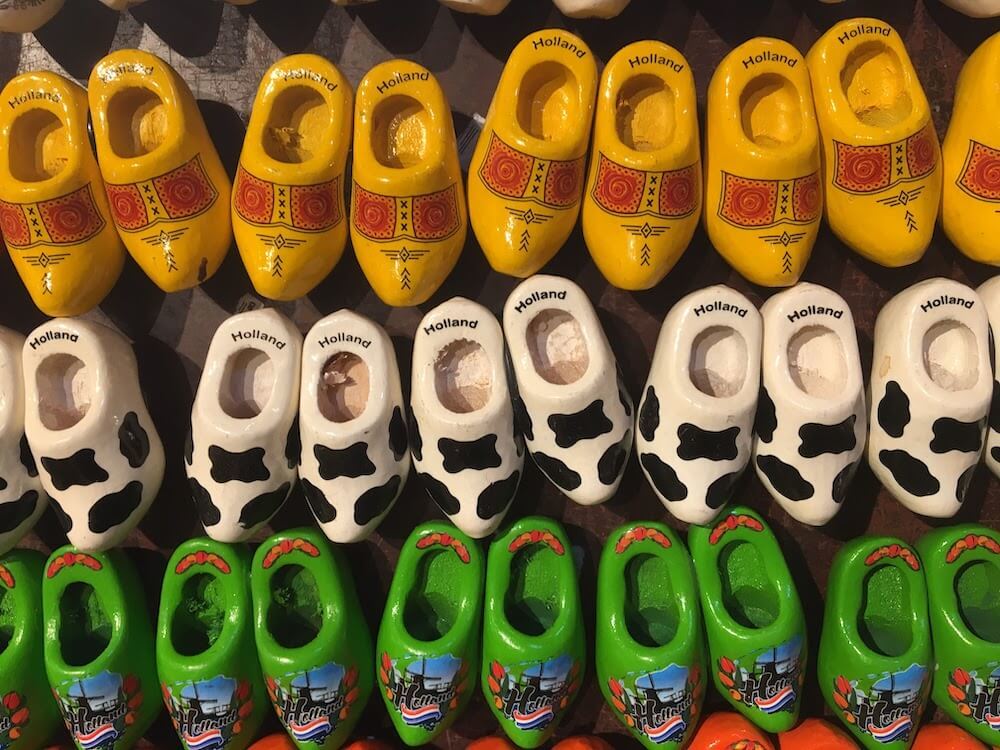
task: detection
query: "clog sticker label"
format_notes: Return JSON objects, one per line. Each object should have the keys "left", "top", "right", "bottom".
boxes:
{"left": 0, "top": 691, "right": 31, "bottom": 747}
{"left": 163, "top": 674, "right": 253, "bottom": 750}
{"left": 486, "top": 654, "right": 581, "bottom": 732}
{"left": 379, "top": 653, "right": 469, "bottom": 732}
{"left": 945, "top": 664, "right": 1000, "bottom": 732}
{"left": 831, "top": 663, "right": 928, "bottom": 744}
{"left": 717, "top": 635, "right": 803, "bottom": 716}
{"left": 266, "top": 662, "right": 360, "bottom": 745}
{"left": 54, "top": 671, "right": 142, "bottom": 750}
{"left": 607, "top": 663, "right": 701, "bottom": 744}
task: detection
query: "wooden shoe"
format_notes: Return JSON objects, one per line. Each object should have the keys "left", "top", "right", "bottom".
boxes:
{"left": 377, "top": 522, "right": 482, "bottom": 746}
{"left": 916, "top": 525, "right": 1000, "bottom": 746}
{"left": 938, "top": 1, "right": 1000, "bottom": 16}
{"left": 351, "top": 61, "right": 466, "bottom": 307}
{"left": 158, "top": 539, "right": 267, "bottom": 750}
{"left": 704, "top": 38, "right": 822, "bottom": 287}
{"left": 597, "top": 523, "right": 706, "bottom": 749}
{"left": 299, "top": 311, "right": 409, "bottom": 543}
{"left": 88, "top": 49, "right": 233, "bottom": 292}
{"left": 97, "top": 0, "right": 147, "bottom": 9}
{"left": 483, "top": 517, "right": 584, "bottom": 748}
{"left": 806, "top": 19, "right": 941, "bottom": 267}
{"left": 252, "top": 529, "right": 373, "bottom": 749}
{"left": 467, "top": 31, "right": 597, "bottom": 278}
{"left": 553, "top": 0, "right": 630, "bottom": 18}
{"left": 689, "top": 712, "right": 775, "bottom": 750}
{"left": 688, "top": 507, "right": 807, "bottom": 733}
{"left": 913, "top": 725, "right": 989, "bottom": 750}
{"left": 0, "top": 72, "right": 125, "bottom": 317}
{"left": 0, "top": 0, "right": 63, "bottom": 31}
{"left": 583, "top": 41, "right": 700, "bottom": 290}
{"left": 942, "top": 32, "right": 1000, "bottom": 265}
{"left": 868, "top": 278, "right": 991, "bottom": 518}
{"left": 636, "top": 286, "right": 761, "bottom": 525}
{"left": 234, "top": 55, "right": 352, "bottom": 300}
{"left": 754, "top": 283, "right": 866, "bottom": 526}
{"left": 186, "top": 309, "right": 302, "bottom": 543}
{"left": 977, "top": 276, "right": 1000, "bottom": 480}
{"left": 818, "top": 536, "right": 931, "bottom": 750}
{"left": 43, "top": 545, "right": 160, "bottom": 750}
{"left": 778, "top": 718, "right": 858, "bottom": 749}
{"left": 502, "top": 275, "right": 632, "bottom": 506}
{"left": 439, "top": 0, "right": 511, "bottom": 13}
{"left": 22, "top": 319, "right": 165, "bottom": 552}
{"left": 410, "top": 298, "right": 523, "bottom": 538}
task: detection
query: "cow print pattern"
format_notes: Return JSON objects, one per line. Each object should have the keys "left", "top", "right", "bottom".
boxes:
{"left": 19, "top": 434, "right": 37, "bottom": 477}
{"left": 209, "top": 446, "right": 271, "bottom": 484}
{"left": 638, "top": 386, "right": 660, "bottom": 442}
{"left": 548, "top": 400, "right": 613, "bottom": 449}
{"left": 88, "top": 481, "right": 143, "bottom": 534}
{"left": 355, "top": 475, "right": 402, "bottom": 526}
{"left": 754, "top": 387, "right": 777, "bottom": 443}
{"left": 314, "top": 442, "right": 376, "bottom": 480}
{"left": 238, "top": 483, "right": 292, "bottom": 529}
{"left": 930, "top": 417, "right": 984, "bottom": 454}
{"left": 878, "top": 449, "right": 940, "bottom": 497}
{"left": 533, "top": 452, "right": 582, "bottom": 491}
{"left": 118, "top": 412, "right": 150, "bottom": 469}
{"left": 41, "top": 450, "right": 109, "bottom": 491}
{"left": 438, "top": 435, "right": 502, "bottom": 473}
{"left": 877, "top": 381, "right": 910, "bottom": 438}
{"left": 677, "top": 424, "right": 740, "bottom": 461}
{"left": 389, "top": 407, "right": 407, "bottom": 461}
{"left": 301, "top": 478, "right": 336, "bottom": 523}
{"left": 476, "top": 470, "right": 520, "bottom": 520}
{"left": 756, "top": 455, "right": 815, "bottom": 501}
{"left": 49, "top": 497, "right": 72, "bottom": 532}
{"left": 639, "top": 453, "right": 687, "bottom": 502}
{"left": 285, "top": 418, "right": 300, "bottom": 469}
{"left": 598, "top": 430, "right": 631, "bottom": 485}
{"left": 0, "top": 490, "right": 38, "bottom": 534}
{"left": 798, "top": 415, "right": 857, "bottom": 458}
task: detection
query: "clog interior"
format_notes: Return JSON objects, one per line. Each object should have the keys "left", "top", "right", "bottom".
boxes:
{"left": 504, "top": 542, "right": 561, "bottom": 636}
{"left": 922, "top": 320, "right": 979, "bottom": 391}
{"left": 615, "top": 74, "right": 673, "bottom": 152}
{"left": 403, "top": 548, "right": 464, "bottom": 641}
{"left": 36, "top": 353, "right": 91, "bottom": 430}
{"left": 787, "top": 325, "right": 846, "bottom": 399}
{"left": 690, "top": 326, "right": 747, "bottom": 397}
{"left": 59, "top": 582, "right": 112, "bottom": 667}
{"left": 435, "top": 339, "right": 492, "bottom": 413}
{"left": 516, "top": 62, "right": 580, "bottom": 142}
{"left": 739, "top": 73, "right": 802, "bottom": 147}
{"left": 840, "top": 42, "right": 913, "bottom": 127}
{"left": 858, "top": 564, "right": 912, "bottom": 656}
{"left": 267, "top": 564, "right": 322, "bottom": 648}
{"left": 172, "top": 572, "right": 226, "bottom": 655}
{"left": 320, "top": 352, "right": 370, "bottom": 422}
{"left": 8, "top": 108, "right": 69, "bottom": 182}
{"left": 623, "top": 553, "right": 679, "bottom": 647}
{"left": 955, "top": 558, "right": 1000, "bottom": 642}
{"left": 220, "top": 347, "right": 275, "bottom": 419}
{"left": 372, "top": 94, "right": 430, "bottom": 169}
{"left": 263, "top": 86, "right": 329, "bottom": 164}
{"left": 718, "top": 541, "right": 779, "bottom": 628}
{"left": 527, "top": 309, "right": 589, "bottom": 385}
{"left": 107, "top": 87, "right": 169, "bottom": 158}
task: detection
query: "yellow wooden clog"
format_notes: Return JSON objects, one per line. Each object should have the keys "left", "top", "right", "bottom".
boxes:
{"left": 351, "top": 60, "right": 466, "bottom": 307}
{"left": 704, "top": 37, "right": 822, "bottom": 287}
{"left": 0, "top": 72, "right": 124, "bottom": 317}
{"left": 89, "top": 49, "right": 233, "bottom": 292}
{"left": 234, "top": 54, "right": 352, "bottom": 300}
{"left": 467, "top": 30, "right": 597, "bottom": 278}
{"left": 807, "top": 18, "right": 941, "bottom": 267}
{"left": 941, "top": 31, "right": 1000, "bottom": 266}
{"left": 583, "top": 40, "right": 700, "bottom": 290}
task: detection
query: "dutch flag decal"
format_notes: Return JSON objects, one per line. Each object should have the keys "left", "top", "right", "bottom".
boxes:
{"left": 183, "top": 728, "right": 225, "bottom": 750}
{"left": 513, "top": 705, "right": 554, "bottom": 731}
{"left": 755, "top": 685, "right": 795, "bottom": 714}
{"left": 867, "top": 715, "right": 912, "bottom": 743}
{"left": 986, "top": 713, "right": 1000, "bottom": 730}
{"left": 401, "top": 703, "right": 442, "bottom": 727}
{"left": 644, "top": 715, "right": 686, "bottom": 743}
{"left": 290, "top": 716, "right": 332, "bottom": 742}
{"left": 76, "top": 724, "right": 119, "bottom": 750}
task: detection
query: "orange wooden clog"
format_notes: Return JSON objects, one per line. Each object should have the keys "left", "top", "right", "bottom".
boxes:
{"left": 689, "top": 712, "right": 776, "bottom": 750}
{"left": 911, "top": 724, "right": 988, "bottom": 750}
{"left": 247, "top": 736, "right": 295, "bottom": 750}
{"left": 778, "top": 718, "right": 858, "bottom": 748}
{"left": 467, "top": 739, "right": 517, "bottom": 749}
{"left": 552, "top": 738, "right": 615, "bottom": 750}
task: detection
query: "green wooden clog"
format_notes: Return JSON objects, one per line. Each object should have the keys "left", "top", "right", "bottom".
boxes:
{"left": 916, "top": 525, "right": 1000, "bottom": 746}
{"left": 42, "top": 546, "right": 160, "bottom": 750}
{"left": 687, "top": 506, "right": 806, "bottom": 734}
{"left": 597, "top": 522, "right": 706, "bottom": 749}
{"left": 377, "top": 522, "right": 483, "bottom": 746}
{"left": 251, "top": 529, "right": 372, "bottom": 750}
{"left": 818, "top": 536, "right": 932, "bottom": 750}
{"left": 157, "top": 538, "right": 267, "bottom": 750}
{"left": 482, "top": 517, "right": 585, "bottom": 749}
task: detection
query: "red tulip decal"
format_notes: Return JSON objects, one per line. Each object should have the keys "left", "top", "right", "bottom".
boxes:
{"left": 946, "top": 533, "right": 1000, "bottom": 563}
{"left": 615, "top": 525, "right": 672, "bottom": 554}
{"left": 708, "top": 514, "right": 764, "bottom": 545}
{"left": 261, "top": 537, "right": 320, "bottom": 569}
{"left": 864, "top": 543, "right": 920, "bottom": 571}
{"left": 0, "top": 564, "right": 14, "bottom": 589}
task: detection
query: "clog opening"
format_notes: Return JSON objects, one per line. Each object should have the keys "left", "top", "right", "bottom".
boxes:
{"left": 9, "top": 108, "right": 69, "bottom": 181}
{"left": 739, "top": 73, "right": 802, "bottom": 147}
{"left": 922, "top": 320, "right": 979, "bottom": 391}
{"left": 263, "top": 86, "right": 329, "bottom": 164}
{"left": 718, "top": 541, "right": 779, "bottom": 628}
{"left": 840, "top": 42, "right": 913, "bottom": 127}
{"left": 505, "top": 543, "right": 561, "bottom": 636}
{"left": 955, "top": 559, "right": 1000, "bottom": 642}
{"left": 107, "top": 87, "right": 169, "bottom": 158}
{"left": 517, "top": 62, "right": 580, "bottom": 142}
{"left": 624, "top": 553, "right": 678, "bottom": 647}
{"left": 615, "top": 74, "right": 674, "bottom": 152}
{"left": 435, "top": 339, "right": 492, "bottom": 414}
{"left": 320, "top": 352, "right": 370, "bottom": 422}
{"left": 0, "top": 587, "right": 11, "bottom": 654}
{"left": 371, "top": 95, "right": 429, "bottom": 169}
{"left": 788, "top": 325, "right": 846, "bottom": 399}
{"left": 403, "top": 549, "right": 463, "bottom": 641}
{"left": 858, "top": 564, "right": 912, "bottom": 656}
{"left": 267, "top": 564, "right": 322, "bottom": 649}
{"left": 690, "top": 326, "right": 747, "bottom": 397}
{"left": 37, "top": 353, "right": 91, "bottom": 431}
{"left": 171, "top": 572, "right": 225, "bottom": 656}
{"left": 220, "top": 348, "right": 274, "bottom": 419}
{"left": 527, "top": 309, "right": 589, "bottom": 385}
{"left": 59, "top": 582, "right": 111, "bottom": 667}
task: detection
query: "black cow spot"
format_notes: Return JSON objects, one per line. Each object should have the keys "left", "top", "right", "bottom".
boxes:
{"left": 183, "top": 428, "right": 193, "bottom": 467}
{"left": 878, "top": 450, "right": 940, "bottom": 497}
{"left": 930, "top": 417, "right": 984, "bottom": 454}
{"left": 41, "top": 450, "right": 109, "bottom": 491}
{"left": 832, "top": 462, "right": 857, "bottom": 505}
{"left": 957, "top": 464, "right": 976, "bottom": 504}
{"left": 508, "top": 361, "right": 533, "bottom": 441}
{"left": 755, "top": 387, "right": 777, "bottom": 443}
{"left": 189, "top": 477, "right": 220, "bottom": 527}
{"left": 990, "top": 381, "right": 1000, "bottom": 433}
{"left": 355, "top": 475, "right": 402, "bottom": 526}
{"left": 477, "top": 470, "right": 520, "bottom": 520}
{"left": 315, "top": 442, "right": 376, "bottom": 480}
{"left": 238, "top": 482, "right": 291, "bottom": 529}
{"left": 118, "top": 412, "right": 150, "bottom": 469}
{"left": 209, "top": 445, "right": 271, "bottom": 484}
{"left": 438, "top": 435, "right": 502, "bottom": 473}
{"left": 389, "top": 407, "right": 407, "bottom": 461}
{"left": 798, "top": 415, "right": 857, "bottom": 458}
{"left": 285, "top": 417, "right": 300, "bottom": 469}
{"left": 49, "top": 497, "right": 72, "bottom": 532}
{"left": 638, "top": 386, "right": 660, "bottom": 442}
{"left": 706, "top": 471, "right": 740, "bottom": 509}
{"left": 598, "top": 430, "right": 631, "bottom": 485}
{"left": 88, "top": 481, "right": 142, "bottom": 534}
{"left": 0, "top": 476, "right": 6, "bottom": 491}
{"left": 19, "top": 434, "right": 37, "bottom": 477}
{"left": 419, "top": 472, "right": 460, "bottom": 515}
{"left": 677, "top": 424, "right": 740, "bottom": 462}
{"left": 0, "top": 490, "right": 38, "bottom": 533}
{"left": 756, "top": 455, "right": 814, "bottom": 501}
{"left": 408, "top": 409, "right": 423, "bottom": 462}
{"left": 532, "top": 452, "right": 582, "bottom": 491}
{"left": 548, "top": 400, "right": 613, "bottom": 449}
{"left": 993, "top": 446, "right": 1000, "bottom": 464}
{"left": 617, "top": 371, "right": 633, "bottom": 418}
{"left": 515, "top": 436, "right": 524, "bottom": 458}
{"left": 640, "top": 453, "right": 688, "bottom": 501}
{"left": 301, "top": 478, "right": 336, "bottom": 523}
{"left": 877, "top": 381, "right": 910, "bottom": 438}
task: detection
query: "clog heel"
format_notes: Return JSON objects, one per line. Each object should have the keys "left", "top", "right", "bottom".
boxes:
{"left": 689, "top": 712, "right": 775, "bottom": 750}
{"left": 43, "top": 545, "right": 160, "bottom": 750}
{"left": 583, "top": 41, "right": 700, "bottom": 290}
{"left": 234, "top": 55, "right": 352, "bottom": 300}
{"left": 916, "top": 525, "right": 1000, "bottom": 746}
{"left": 704, "top": 38, "right": 822, "bottom": 287}
{"left": 867, "top": 278, "right": 991, "bottom": 518}
{"left": 467, "top": 30, "right": 597, "bottom": 277}
{"left": 0, "top": 72, "right": 125, "bottom": 317}
{"left": 350, "top": 61, "right": 466, "bottom": 307}
{"left": 818, "top": 536, "right": 931, "bottom": 750}
{"left": 253, "top": 529, "right": 372, "bottom": 749}
{"left": 806, "top": 19, "right": 941, "bottom": 266}
{"left": 0, "top": 0, "right": 62, "bottom": 32}
{"left": 597, "top": 522, "right": 706, "bottom": 749}
{"left": 687, "top": 507, "right": 806, "bottom": 733}
{"left": 636, "top": 286, "right": 761, "bottom": 525}
{"left": 978, "top": 276, "right": 1000, "bottom": 480}
{"left": 88, "top": 49, "right": 233, "bottom": 292}
{"left": 377, "top": 522, "right": 483, "bottom": 746}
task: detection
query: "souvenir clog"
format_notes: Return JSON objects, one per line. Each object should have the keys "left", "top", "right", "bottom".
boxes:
{"left": 818, "top": 536, "right": 931, "bottom": 750}
{"left": 410, "top": 298, "right": 523, "bottom": 538}
{"left": 704, "top": 37, "right": 822, "bottom": 287}
{"left": 377, "top": 522, "right": 482, "bottom": 746}
{"left": 158, "top": 538, "right": 267, "bottom": 750}
{"left": 0, "top": 72, "right": 125, "bottom": 317}
{"left": 687, "top": 507, "right": 806, "bottom": 733}
{"left": 778, "top": 718, "right": 858, "bottom": 749}
{"left": 468, "top": 739, "right": 515, "bottom": 749}
{"left": 688, "top": 712, "right": 775, "bottom": 750}
{"left": 551, "top": 739, "right": 613, "bottom": 750}
{"left": 252, "top": 529, "right": 373, "bottom": 749}
{"left": 553, "top": 0, "right": 630, "bottom": 18}
{"left": 468, "top": 31, "right": 597, "bottom": 278}
{"left": 439, "top": 0, "right": 511, "bottom": 13}
{"left": 502, "top": 275, "right": 632, "bottom": 506}
{"left": 916, "top": 525, "right": 1000, "bottom": 746}
{"left": 597, "top": 522, "right": 706, "bottom": 749}
{"left": 938, "top": 1, "right": 1000, "bottom": 17}
{"left": 249, "top": 737, "right": 296, "bottom": 750}
{"left": 754, "top": 283, "right": 866, "bottom": 526}
{"left": 636, "top": 286, "right": 761, "bottom": 525}
{"left": 97, "top": 0, "right": 147, "bottom": 9}
{"left": 299, "top": 311, "right": 409, "bottom": 543}
{"left": 912, "top": 724, "right": 988, "bottom": 750}
{"left": 482, "top": 517, "right": 584, "bottom": 749}
{"left": 43, "top": 545, "right": 160, "bottom": 750}
{"left": 88, "top": 49, "right": 233, "bottom": 292}
{"left": 0, "top": 0, "right": 63, "bottom": 32}
{"left": 186, "top": 308, "right": 303, "bottom": 543}
{"left": 583, "top": 41, "right": 700, "bottom": 290}
{"left": 234, "top": 55, "right": 353, "bottom": 300}
{"left": 332, "top": 0, "right": 378, "bottom": 5}
{"left": 806, "top": 19, "right": 941, "bottom": 266}
{"left": 867, "top": 278, "right": 991, "bottom": 518}
{"left": 351, "top": 60, "right": 466, "bottom": 307}
{"left": 22, "top": 319, "right": 165, "bottom": 552}
{"left": 978, "top": 276, "right": 1000, "bottom": 480}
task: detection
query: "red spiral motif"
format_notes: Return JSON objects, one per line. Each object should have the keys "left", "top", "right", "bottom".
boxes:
{"left": 843, "top": 152, "right": 885, "bottom": 186}
{"left": 413, "top": 188, "right": 457, "bottom": 240}
{"left": 834, "top": 142, "right": 891, "bottom": 193}
{"left": 234, "top": 169, "right": 273, "bottom": 224}
{"left": 960, "top": 142, "right": 1000, "bottom": 201}
{"left": 152, "top": 157, "right": 217, "bottom": 219}
{"left": 38, "top": 186, "right": 104, "bottom": 243}
{"left": 793, "top": 173, "right": 821, "bottom": 222}
{"left": 906, "top": 126, "right": 936, "bottom": 178}
{"left": 46, "top": 202, "right": 86, "bottom": 236}
{"left": 660, "top": 168, "right": 697, "bottom": 217}
{"left": 352, "top": 187, "right": 395, "bottom": 240}
{"left": 545, "top": 159, "right": 582, "bottom": 207}
{"left": 106, "top": 185, "right": 147, "bottom": 230}
{"left": 723, "top": 179, "right": 775, "bottom": 227}
{"left": 479, "top": 134, "right": 531, "bottom": 198}
{"left": 487, "top": 153, "right": 528, "bottom": 193}
{"left": 972, "top": 155, "right": 1000, "bottom": 191}
{"left": 161, "top": 175, "right": 202, "bottom": 212}
{"left": 290, "top": 181, "right": 339, "bottom": 231}
{"left": 0, "top": 202, "right": 29, "bottom": 246}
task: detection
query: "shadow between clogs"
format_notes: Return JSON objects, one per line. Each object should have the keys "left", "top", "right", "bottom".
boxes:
{"left": 33, "top": 0, "right": 119, "bottom": 80}
{"left": 130, "top": 0, "right": 224, "bottom": 57}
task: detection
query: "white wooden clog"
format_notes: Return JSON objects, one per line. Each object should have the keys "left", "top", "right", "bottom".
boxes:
{"left": 439, "top": 0, "right": 511, "bottom": 13}
{"left": 978, "top": 276, "right": 1000, "bottom": 481}
{"left": 0, "top": 0, "right": 63, "bottom": 32}
{"left": 553, "top": 0, "right": 631, "bottom": 18}
{"left": 938, "top": 0, "right": 1000, "bottom": 17}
